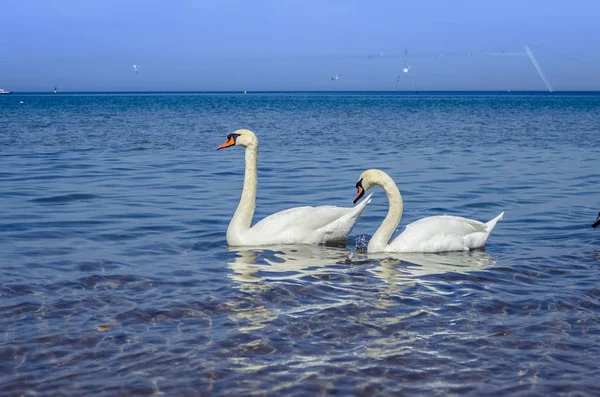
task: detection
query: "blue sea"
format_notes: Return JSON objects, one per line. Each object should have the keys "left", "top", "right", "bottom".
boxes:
{"left": 1, "top": 91, "right": 600, "bottom": 396}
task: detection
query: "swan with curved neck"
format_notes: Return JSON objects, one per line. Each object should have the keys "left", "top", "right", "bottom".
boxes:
{"left": 353, "top": 169, "right": 503, "bottom": 253}
{"left": 217, "top": 129, "right": 372, "bottom": 246}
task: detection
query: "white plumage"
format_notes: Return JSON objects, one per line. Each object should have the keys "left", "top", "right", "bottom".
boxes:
{"left": 218, "top": 129, "right": 371, "bottom": 246}
{"left": 355, "top": 169, "right": 503, "bottom": 253}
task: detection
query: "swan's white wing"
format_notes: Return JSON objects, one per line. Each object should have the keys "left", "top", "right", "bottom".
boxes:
{"left": 252, "top": 205, "right": 353, "bottom": 232}
{"left": 247, "top": 193, "right": 372, "bottom": 245}
{"left": 407, "top": 215, "right": 486, "bottom": 234}
{"left": 388, "top": 215, "right": 488, "bottom": 253}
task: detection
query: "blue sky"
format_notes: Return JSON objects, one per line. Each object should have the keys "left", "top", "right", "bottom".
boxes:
{"left": 1, "top": 0, "right": 599, "bottom": 91}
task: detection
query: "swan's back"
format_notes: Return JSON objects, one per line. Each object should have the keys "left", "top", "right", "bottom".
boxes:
{"left": 244, "top": 193, "right": 373, "bottom": 245}
{"left": 388, "top": 213, "right": 503, "bottom": 253}
{"left": 252, "top": 205, "right": 354, "bottom": 233}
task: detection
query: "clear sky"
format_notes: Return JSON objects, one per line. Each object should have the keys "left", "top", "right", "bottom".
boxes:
{"left": 1, "top": 0, "right": 599, "bottom": 91}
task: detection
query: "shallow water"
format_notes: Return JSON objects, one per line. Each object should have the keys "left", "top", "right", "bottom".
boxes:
{"left": 1, "top": 92, "right": 600, "bottom": 396}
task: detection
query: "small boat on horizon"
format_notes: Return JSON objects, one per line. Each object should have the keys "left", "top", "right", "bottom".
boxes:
{"left": 54, "top": 86, "right": 57, "bottom": 94}
{"left": 0, "top": 88, "right": 12, "bottom": 94}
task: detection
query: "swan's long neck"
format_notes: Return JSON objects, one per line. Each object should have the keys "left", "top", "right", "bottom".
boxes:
{"left": 367, "top": 173, "right": 403, "bottom": 253}
{"left": 228, "top": 144, "right": 258, "bottom": 237}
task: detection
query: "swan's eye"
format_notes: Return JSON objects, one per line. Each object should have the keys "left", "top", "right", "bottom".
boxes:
{"left": 218, "top": 133, "right": 241, "bottom": 150}
{"left": 355, "top": 178, "right": 363, "bottom": 189}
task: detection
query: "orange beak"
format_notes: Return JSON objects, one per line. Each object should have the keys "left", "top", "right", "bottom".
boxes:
{"left": 353, "top": 185, "right": 365, "bottom": 204}
{"left": 217, "top": 136, "right": 236, "bottom": 150}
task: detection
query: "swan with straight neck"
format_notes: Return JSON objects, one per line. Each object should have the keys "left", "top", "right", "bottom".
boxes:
{"left": 217, "top": 129, "right": 372, "bottom": 246}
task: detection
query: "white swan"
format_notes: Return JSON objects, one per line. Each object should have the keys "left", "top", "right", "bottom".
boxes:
{"left": 218, "top": 129, "right": 372, "bottom": 246}
{"left": 353, "top": 169, "right": 504, "bottom": 253}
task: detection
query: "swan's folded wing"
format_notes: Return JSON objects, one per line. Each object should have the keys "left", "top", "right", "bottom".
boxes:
{"left": 250, "top": 205, "right": 359, "bottom": 236}
{"left": 386, "top": 213, "right": 503, "bottom": 253}
{"left": 389, "top": 215, "right": 486, "bottom": 252}
{"left": 403, "top": 215, "right": 486, "bottom": 236}
{"left": 247, "top": 194, "right": 371, "bottom": 244}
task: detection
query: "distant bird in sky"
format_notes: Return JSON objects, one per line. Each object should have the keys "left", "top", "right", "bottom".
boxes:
{"left": 331, "top": 73, "right": 341, "bottom": 81}
{"left": 133, "top": 63, "right": 139, "bottom": 74}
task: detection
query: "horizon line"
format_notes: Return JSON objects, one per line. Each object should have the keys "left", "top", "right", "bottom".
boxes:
{"left": 5, "top": 89, "right": 600, "bottom": 94}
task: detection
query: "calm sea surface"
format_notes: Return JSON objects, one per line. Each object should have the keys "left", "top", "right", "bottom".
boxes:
{"left": 1, "top": 92, "right": 600, "bottom": 396}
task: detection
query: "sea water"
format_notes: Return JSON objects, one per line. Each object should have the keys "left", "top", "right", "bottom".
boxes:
{"left": 1, "top": 92, "right": 599, "bottom": 395}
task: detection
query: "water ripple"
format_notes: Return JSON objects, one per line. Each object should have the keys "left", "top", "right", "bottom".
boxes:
{"left": 1, "top": 92, "right": 600, "bottom": 395}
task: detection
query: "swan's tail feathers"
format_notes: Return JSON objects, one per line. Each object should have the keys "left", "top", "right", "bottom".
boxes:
{"left": 342, "top": 192, "right": 372, "bottom": 221}
{"left": 315, "top": 193, "right": 372, "bottom": 242}
{"left": 356, "top": 192, "right": 373, "bottom": 210}
{"left": 344, "top": 192, "right": 372, "bottom": 223}
{"left": 485, "top": 212, "right": 504, "bottom": 237}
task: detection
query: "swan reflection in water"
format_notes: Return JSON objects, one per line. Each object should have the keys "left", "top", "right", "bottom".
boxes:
{"left": 227, "top": 244, "right": 495, "bottom": 287}
{"left": 226, "top": 245, "right": 495, "bottom": 313}
{"left": 223, "top": 244, "right": 496, "bottom": 367}
{"left": 224, "top": 245, "right": 352, "bottom": 333}
{"left": 367, "top": 250, "right": 495, "bottom": 280}
{"left": 226, "top": 244, "right": 351, "bottom": 287}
